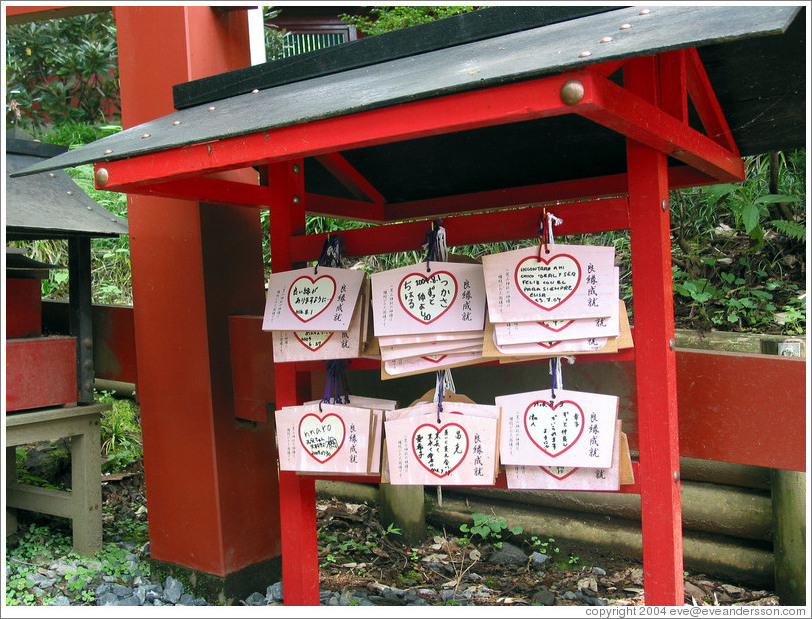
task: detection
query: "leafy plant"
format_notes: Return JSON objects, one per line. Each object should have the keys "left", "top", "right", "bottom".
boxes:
{"left": 769, "top": 219, "right": 806, "bottom": 243}
{"left": 530, "top": 535, "right": 559, "bottom": 556}
{"left": 5, "top": 520, "right": 151, "bottom": 606}
{"left": 672, "top": 254, "right": 806, "bottom": 334}
{"left": 96, "top": 390, "right": 142, "bottom": 473}
{"left": 6, "top": 12, "right": 120, "bottom": 130}
{"left": 459, "top": 513, "right": 523, "bottom": 549}
{"left": 340, "top": 6, "right": 479, "bottom": 36}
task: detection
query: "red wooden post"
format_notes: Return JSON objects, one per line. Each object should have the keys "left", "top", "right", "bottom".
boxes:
{"left": 625, "top": 55, "right": 684, "bottom": 606}
{"left": 112, "top": 6, "right": 282, "bottom": 590}
{"left": 265, "top": 161, "right": 321, "bottom": 605}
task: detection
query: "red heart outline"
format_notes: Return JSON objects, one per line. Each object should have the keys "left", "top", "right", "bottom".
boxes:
{"left": 294, "top": 331, "right": 334, "bottom": 351}
{"left": 514, "top": 254, "right": 581, "bottom": 311}
{"left": 541, "top": 466, "right": 578, "bottom": 480}
{"left": 411, "top": 422, "right": 468, "bottom": 478}
{"left": 298, "top": 413, "right": 345, "bottom": 463}
{"left": 537, "top": 319, "right": 575, "bottom": 333}
{"left": 287, "top": 275, "right": 337, "bottom": 323}
{"left": 398, "top": 270, "right": 458, "bottom": 325}
{"left": 421, "top": 355, "right": 448, "bottom": 363}
{"left": 524, "top": 399, "right": 585, "bottom": 458}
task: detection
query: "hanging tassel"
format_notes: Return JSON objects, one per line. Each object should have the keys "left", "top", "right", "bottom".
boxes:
{"left": 538, "top": 209, "right": 564, "bottom": 258}
{"left": 315, "top": 234, "right": 345, "bottom": 273}
{"left": 321, "top": 359, "right": 351, "bottom": 408}
{"left": 538, "top": 209, "right": 549, "bottom": 259}
{"left": 549, "top": 355, "right": 574, "bottom": 400}
{"left": 549, "top": 357, "right": 559, "bottom": 400}
{"left": 434, "top": 369, "right": 446, "bottom": 422}
{"left": 422, "top": 219, "right": 447, "bottom": 272}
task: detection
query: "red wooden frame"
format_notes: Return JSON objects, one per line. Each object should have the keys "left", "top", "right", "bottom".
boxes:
{"left": 84, "top": 39, "right": 746, "bottom": 606}
{"left": 14, "top": 4, "right": 798, "bottom": 609}
{"left": 92, "top": 68, "right": 743, "bottom": 195}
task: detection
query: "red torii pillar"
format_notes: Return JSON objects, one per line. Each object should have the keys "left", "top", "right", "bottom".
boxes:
{"left": 112, "top": 7, "right": 282, "bottom": 596}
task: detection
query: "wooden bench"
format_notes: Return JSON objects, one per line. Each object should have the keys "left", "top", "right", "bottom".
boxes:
{"left": 5, "top": 403, "right": 109, "bottom": 556}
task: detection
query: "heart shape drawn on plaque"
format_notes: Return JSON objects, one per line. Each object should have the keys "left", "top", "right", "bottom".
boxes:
{"left": 421, "top": 355, "right": 448, "bottom": 363}
{"left": 288, "top": 275, "right": 337, "bottom": 323}
{"left": 412, "top": 422, "right": 468, "bottom": 478}
{"left": 294, "top": 331, "right": 334, "bottom": 351}
{"left": 524, "top": 399, "right": 585, "bottom": 457}
{"left": 298, "top": 413, "right": 345, "bottom": 463}
{"left": 538, "top": 319, "right": 575, "bottom": 332}
{"left": 398, "top": 271, "right": 458, "bottom": 324}
{"left": 541, "top": 466, "right": 578, "bottom": 480}
{"left": 515, "top": 254, "right": 581, "bottom": 310}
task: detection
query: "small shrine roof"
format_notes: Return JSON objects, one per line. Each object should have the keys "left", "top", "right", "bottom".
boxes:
{"left": 11, "top": 5, "right": 805, "bottom": 207}
{"left": 6, "top": 137, "right": 129, "bottom": 239}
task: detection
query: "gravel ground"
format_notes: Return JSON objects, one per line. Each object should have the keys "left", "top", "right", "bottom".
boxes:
{"left": 4, "top": 475, "right": 784, "bottom": 609}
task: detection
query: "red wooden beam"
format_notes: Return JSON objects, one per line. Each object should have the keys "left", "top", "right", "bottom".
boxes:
{"left": 305, "top": 194, "right": 387, "bottom": 222}
{"left": 113, "top": 5, "right": 283, "bottom": 586}
{"left": 5, "top": 5, "right": 109, "bottom": 24}
{"left": 94, "top": 74, "right": 582, "bottom": 192}
{"left": 658, "top": 50, "right": 689, "bottom": 123}
{"left": 292, "top": 196, "right": 630, "bottom": 262}
{"left": 225, "top": 313, "right": 806, "bottom": 473}
{"left": 266, "top": 162, "right": 321, "bottom": 606}
{"left": 315, "top": 152, "right": 387, "bottom": 206}
{"left": 684, "top": 47, "right": 739, "bottom": 154}
{"left": 625, "top": 55, "right": 684, "bottom": 606}
{"left": 130, "top": 177, "right": 269, "bottom": 208}
{"left": 577, "top": 71, "right": 745, "bottom": 183}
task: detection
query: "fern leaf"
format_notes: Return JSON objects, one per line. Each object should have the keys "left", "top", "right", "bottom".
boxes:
{"left": 769, "top": 219, "right": 806, "bottom": 242}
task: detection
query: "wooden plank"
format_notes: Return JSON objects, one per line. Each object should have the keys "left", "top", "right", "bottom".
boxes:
{"left": 5, "top": 403, "right": 109, "bottom": 429}
{"left": 6, "top": 485, "right": 77, "bottom": 519}
{"left": 676, "top": 349, "right": 806, "bottom": 472}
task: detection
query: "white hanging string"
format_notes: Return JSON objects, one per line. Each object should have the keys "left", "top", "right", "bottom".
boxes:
{"left": 436, "top": 224, "right": 448, "bottom": 261}
{"left": 432, "top": 366, "right": 454, "bottom": 507}
{"left": 549, "top": 355, "right": 575, "bottom": 399}
{"left": 547, "top": 212, "right": 563, "bottom": 245}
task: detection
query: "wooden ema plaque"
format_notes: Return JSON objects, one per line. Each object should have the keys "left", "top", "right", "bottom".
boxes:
{"left": 384, "top": 402, "right": 500, "bottom": 486}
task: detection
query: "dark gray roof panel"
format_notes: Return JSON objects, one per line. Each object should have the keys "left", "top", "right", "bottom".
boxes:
{"left": 6, "top": 145, "right": 129, "bottom": 238}
{"left": 11, "top": 5, "right": 803, "bottom": 180}
{"left": 172, "top": 6, "right": 620, "bottom": 110}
